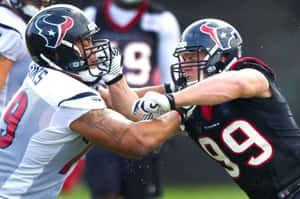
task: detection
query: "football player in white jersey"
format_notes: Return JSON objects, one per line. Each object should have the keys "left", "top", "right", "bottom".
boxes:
{"left": 82, "top": 0, "right": 181, "bottom": 198}
{"left": 0, "top": 0, "right": 52, "bottom": 116}
{"left": 0, "top": 4, "right": 182, "bottom": 199}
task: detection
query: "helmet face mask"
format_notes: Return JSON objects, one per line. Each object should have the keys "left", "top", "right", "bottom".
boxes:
{"left": 172, "top": 49, "right": 209, "bottom": 87}
{"left": 171, "top": 18, "right": 243, "bottom": 88}
{"left": 26, "top": 4, "right": 113, "bottom": 84}
{"left": 6, "top": 0, "right": 53, "bottom": 17}
{"left": 66, "top": 37, "right": 112, "bottom": 83}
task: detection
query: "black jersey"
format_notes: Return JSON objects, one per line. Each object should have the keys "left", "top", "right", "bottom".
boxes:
{"left": 91, "top": 0, "right": 178, "bottom": 87}
{"left": 185, "top": 57, "right": 300, "bottom": 199}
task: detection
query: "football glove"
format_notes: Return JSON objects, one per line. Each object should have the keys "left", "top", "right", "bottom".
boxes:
{"left": 102, "top": 47, "right": 123, "bottom": 85}
{"left": 131, "top": 91, "right": 175, "bottom": 119}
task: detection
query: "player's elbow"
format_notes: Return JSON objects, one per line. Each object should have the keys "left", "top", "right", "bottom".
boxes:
{"left": 234, "top": 69, "right": 270, "bottom": 98}
{"left": 133, "top": 138, "right": 157, "bottom": 158}
{"left": 117, "top": 143, "right": 152, "bottom": 159}
{"left": 120, "top": 126, "right": 158, "bottom": 159}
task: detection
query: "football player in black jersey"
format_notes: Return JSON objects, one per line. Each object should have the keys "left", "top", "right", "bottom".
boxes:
{"left": 80, "top": 0, "right": 180, "bottom": 199}
{"left": 119, "top": 18, "right": 300, "bottom": 199}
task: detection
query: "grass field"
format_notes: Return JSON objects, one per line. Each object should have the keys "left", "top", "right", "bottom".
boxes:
{"left": 58, "top": 183, "right": 248, "bottom": 199}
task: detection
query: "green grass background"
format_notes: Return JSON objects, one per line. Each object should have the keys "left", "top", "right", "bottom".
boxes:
{"left": 58, "top": 183, "right": 248, "bottom": 199}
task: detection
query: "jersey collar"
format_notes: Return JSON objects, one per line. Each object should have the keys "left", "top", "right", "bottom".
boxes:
{"left": 103, "top": 0, "right": 149, "bottom": 33}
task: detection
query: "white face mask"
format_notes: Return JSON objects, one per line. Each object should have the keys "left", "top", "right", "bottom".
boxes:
{"left": 76, "top": 60, "right": 111, "bottom": 83}
{"left": 77, "top": 70, "right": 99, "bottom": 83}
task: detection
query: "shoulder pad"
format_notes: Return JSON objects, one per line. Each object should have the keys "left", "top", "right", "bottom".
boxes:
{"left": 230, "top": 57, "right": 275, "bottom": 80}
{"left": 29, "top": 65, "right": 106, "bottom": 110}
{"left": 0, "top": 26, "right": 26, "bottom": 61}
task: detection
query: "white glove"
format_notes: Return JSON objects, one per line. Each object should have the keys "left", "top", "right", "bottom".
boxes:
{"left": 102, "top": 47, "right": 123, "bottom": 85}
{"left": 131, "top": 91, "right": 172, "bottom": 119}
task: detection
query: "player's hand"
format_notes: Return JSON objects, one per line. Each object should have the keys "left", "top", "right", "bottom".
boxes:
{"left": 102, "top": 47, "right": 123, "bottom": 85}
{"left": 131, "top": 91, "right": 173, "bottom": 118}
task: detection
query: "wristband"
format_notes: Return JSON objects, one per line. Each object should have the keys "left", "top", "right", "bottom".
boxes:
{"left": 105, "top": 74, "right": 123, "bottom": 85}
{"left": 165, "top": 93, "right": 176, "bottom": 110}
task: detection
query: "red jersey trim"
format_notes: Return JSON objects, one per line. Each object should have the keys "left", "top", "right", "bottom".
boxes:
{"left": 103, "top": 0, "right": 149, "bottom": 33}
{"left": 230, "top": 57, "right": 273, "bottom": 72}
{"left": 201, "top": 105, "right": 213, "bottom": 122}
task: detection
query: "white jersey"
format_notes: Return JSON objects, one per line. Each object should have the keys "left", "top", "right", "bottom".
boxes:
{"left": 0, "top": 63, "right": 106, "bottom": 199}
{"left": 0, "top": 5, "right": 31, "bottom": 116}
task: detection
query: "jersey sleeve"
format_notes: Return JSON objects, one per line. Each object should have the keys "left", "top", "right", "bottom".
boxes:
{"left": 49, "top": 81, "right": 106, "bottom": 129}
{"left": 230, "top": 57, "right": 275, "bottom": 81}
{"left": 52, "top": 92, "right": 106, "bottom": 130}
{"left": 28, "top": 65, "right": 106, "bottom": 129}
{"left": 0, "top": 27, "right": 27, "bottom": 61}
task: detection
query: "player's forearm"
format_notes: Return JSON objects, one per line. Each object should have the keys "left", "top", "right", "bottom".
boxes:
{"left": 133, "top": 85, "right": 166, "bottom": 97}
{"left": 173, "top": 72, "right": 243, "bottom": 107}
{"left": 71, "top": 108, "right": 180, "bottom": 159}
{"left": 0, "top": 56, "right": 13, "bottom": 92}
{"left": 108, "top": 77, "right": 140, "bottom": 121}
{"left": 98, "top": 84, "right": 165, "bottom": 109}
{"left": 97, "top": 86, "right": 112, "bottom": 108}
{"left": 174, "top": 69, "right": 271, "bottom": 107}
{"left": 113, "top": 111, "right": 181, "bottom": 158}
{"left": 0, "top": 76, "right": 6, "bottom": 92}
{"left": 136, "top": 111, "right": 181, "bottom": 150}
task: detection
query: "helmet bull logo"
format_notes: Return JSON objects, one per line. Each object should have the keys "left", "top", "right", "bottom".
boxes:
{"left": 35, "top": 14, "right": 73, "bottom": 48}
{"left": 200, "top": 23, "right": 234, "bottom": 50}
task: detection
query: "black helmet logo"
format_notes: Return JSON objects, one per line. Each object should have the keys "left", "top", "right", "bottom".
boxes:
{"left": 200, "top": 23, "right": 234, "bottom": 50}
{"left": 35, "top": 14, "right": 73, "bottom": 48}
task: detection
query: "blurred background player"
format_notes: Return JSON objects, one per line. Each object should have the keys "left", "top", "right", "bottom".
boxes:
{"left": 68, "top": 0, "right": 179, "bottom": 199}
{"left": 0, "top": 0, "right": 52, "bottom": 116}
